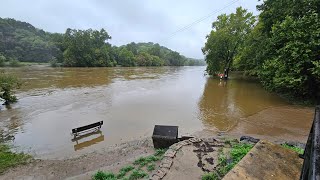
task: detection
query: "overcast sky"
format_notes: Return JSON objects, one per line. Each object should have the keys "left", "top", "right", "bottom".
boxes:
{"left": 0, "top": 0, "right": 259, "bottom": 59}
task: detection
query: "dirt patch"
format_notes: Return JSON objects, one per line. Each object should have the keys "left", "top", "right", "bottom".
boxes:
{"left": 192, "top": 140, "right": 223, "bottom": 172}
{"left": 0, "top": 138, "right": 154, "bottom": 180}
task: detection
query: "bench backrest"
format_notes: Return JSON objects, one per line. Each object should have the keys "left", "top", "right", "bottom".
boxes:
{"left": 72, "top": 121, "right": 103, "bottom": 134}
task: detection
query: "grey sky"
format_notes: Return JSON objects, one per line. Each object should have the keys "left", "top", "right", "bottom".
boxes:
{"left": 0, "top": 0, "right": 259, "bottom": 59}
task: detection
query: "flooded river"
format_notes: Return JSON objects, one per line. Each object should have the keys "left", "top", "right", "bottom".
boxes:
{"left": 0, "top": 66, "right": 314, "bottom": 159}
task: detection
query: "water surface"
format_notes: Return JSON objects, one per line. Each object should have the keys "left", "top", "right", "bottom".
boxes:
{"left": 0, "top": 66, "right": 313, "bottom": 159}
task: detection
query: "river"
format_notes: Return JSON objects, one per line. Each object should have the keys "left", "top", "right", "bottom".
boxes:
{"left": 0, "top": 66, "right": 314, "bottom": 159}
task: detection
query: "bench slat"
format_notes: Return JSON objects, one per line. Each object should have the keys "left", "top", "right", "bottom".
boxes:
{"left": 72, "top": 121, "right": 103, "bottom": 134}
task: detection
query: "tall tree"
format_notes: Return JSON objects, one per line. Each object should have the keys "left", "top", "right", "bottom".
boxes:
{"left": 118, "top": 48, "right": 136, "bottom": 67}
{"left": 202, "top": 7, "right": 255, "bottom": 75}
{"left": 62, "top": 28, "right": 112, "bottom": 67}
{"left": 257, "top": 0, "right": 320, "bottom": 100}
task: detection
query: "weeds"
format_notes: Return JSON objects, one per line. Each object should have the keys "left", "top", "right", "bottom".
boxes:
{"left": 154, "top": 149, "right": 166, "bottom": 156}
{"left": 202, "top": 172, "right": 218, "bottom": 180}
{"left": 146, "top": 163, "right": 155, "bottom": 171}
{"left": 0, "top": 144, "right": 32, "bottom": 174}
{"left": 282, "top": 144, "right": 304, "bottom": 155}
{"left": 128, "top": 169, "right": 148, "bottom": 180}
{"left": 93, "top": 171, "right": 116, "bottom": 180}
{"left": 93, "top": 148, "right": 166, "bottom": 180}
{"left": 116, "top": 166, "right": 134, "bottom": 179}
{"left": 202, "top": 142, "right": 253, "bottom": 180}
{"left": 133, "top": 155, "right": 159, "bottom": 167}
{"left": 230, "top": 143, "right": 253, "bottom": 163}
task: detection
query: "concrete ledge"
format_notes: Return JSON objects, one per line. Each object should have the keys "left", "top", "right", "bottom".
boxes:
{"left": 223, "top": 140, "right": 303, "bottom": 180}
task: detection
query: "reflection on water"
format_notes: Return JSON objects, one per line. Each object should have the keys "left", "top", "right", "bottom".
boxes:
{"left": 0, "top": 66, "right": 313, "bottom": 159}
{"left": 198, "top": 78, "right": 289, "bottom": 131}
{"left": 72, "top": 130, "right": 104, "bottom": 151}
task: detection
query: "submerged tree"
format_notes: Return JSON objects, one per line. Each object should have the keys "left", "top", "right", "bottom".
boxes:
{"left": 202, "top": 7, "right": 255, "bottom": 75}
{"left": 0, "top": 71, "right": 20, "bottom": 104}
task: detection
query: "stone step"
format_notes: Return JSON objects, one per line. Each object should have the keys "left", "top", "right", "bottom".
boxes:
{"left": 223, "top": 140, "right": 303, "bottom": 180}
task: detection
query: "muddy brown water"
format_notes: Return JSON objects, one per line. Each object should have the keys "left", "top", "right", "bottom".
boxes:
{"left": 0, "top": 66, "right": 314, "bottom": 159}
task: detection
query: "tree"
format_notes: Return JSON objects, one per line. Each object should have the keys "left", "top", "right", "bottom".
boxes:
{"left": 0, "top": 71, "right": 20, "bottom": 104}
{"left": 0, "top": 18, "right": 196, "bottom": 68}
{"left": 0, "top": 18, "right": 61, "bottom": 63}
{"left": 258, "top": 11, "right": 320, "bottom": 100}
{"left": 233, "top": 22, "right": 267, "bottom": 76}
{"left": 135, "top": 52, "right": 152, "bottom": 66}
{"left": 118, "top": 48, "right": 136, "bottom": 67}
{"left": 126, "top": 42, "right": 138, "bottom": 55}
{"left": 165, "top": 51, "right": 185, "bottom": 66}
{"left": 202, "top": 7, "right": 255, "bottom": 75}
{"left": 62, "top": 28, "right": 112, "bottom": 67}
{"left": 230, "top": 0, "right": 320, "bottom": 101}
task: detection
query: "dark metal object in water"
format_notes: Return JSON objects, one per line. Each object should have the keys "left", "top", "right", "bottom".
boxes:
{"left": 152, "top": 125, "right": 178, "bottom": 149}
{"left": 71, "top": 121, "right": 103, "bottom": 138}
{"left": 300, "top": 106, "right": 320, "bottom": 180}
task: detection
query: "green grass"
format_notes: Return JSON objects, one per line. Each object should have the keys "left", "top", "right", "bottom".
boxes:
{"left": 0, "top": 144, "right": 32, "bottom": 174}
{"left": 116, "top": 166, "right": 135, "bottom": 179}
{"left": 93, "top": 148, "right": 166, "bottom": 180}
{"left": 128, "top": 169, "right": 148, "bottom": 180}
{"left": 202, "top": 172, "right": 219, "bottom": 180}
{"left": 93, "top": 171, "right": 116, "bottom": 180}
{"left": 154, "top": 149, "right": 166, "bottom": 156}
{"left": 133, "top": 155, "right": 160, "bottom": 167}
{"left": 146, "top": 163, "right": 155, "bottom": 171}
{"left": 230, "top": 143, "right": 254, "bottom": 163}
{"left": 202, "top": 142, "right": 253, "bottom": 180}
{"left": 282, "top": 144, "right": 304, "bottom": 155}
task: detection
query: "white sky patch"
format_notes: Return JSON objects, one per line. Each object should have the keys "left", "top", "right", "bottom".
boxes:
{"left": 0, "top": 0, "right": 259, "bottom": 59}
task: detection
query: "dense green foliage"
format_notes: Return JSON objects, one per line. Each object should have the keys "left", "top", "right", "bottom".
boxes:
{"left": 202, "top": 7, "right": 255, "bottom": 75}
{"left": 0, "top": 18, "right": 205, "bottom": 67}
{"left": 0, "top": 18, "right": 61, "bottom": 62}
{"left": 62, "top": 28, "right": 117, "bottom": 67}
{"left": 0, "top": 71, "right": 20, "bottom": 104}
{"left": 0, "top": 144, "right": 32, "bottom": 174}
{"left": 203, "top": 0, "right": 320, "bottom": 102}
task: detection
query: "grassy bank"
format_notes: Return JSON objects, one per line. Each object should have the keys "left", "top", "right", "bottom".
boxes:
{"left": 202, "top": 142, "right": 253, "bottom": 180}
{"left": 0, "top": 144, "right": 32, "bottom": 174}
{"left": 0, "top": 61, "right": 49, "bottom": 68}
{"left": 92, "top": 149, "right": 166, "bottom": 180}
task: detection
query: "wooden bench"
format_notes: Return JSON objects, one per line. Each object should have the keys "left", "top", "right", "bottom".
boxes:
{"left": 72, "top": 121, "right": 103, "bottom": 137}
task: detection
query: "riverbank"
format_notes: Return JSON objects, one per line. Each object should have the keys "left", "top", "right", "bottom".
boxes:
{"left": 0, "top": 134, "right": 306, "bottom": 180}
{"left": 0, "top": 138, "right": 154, "bottom": 179}
{"left": 0, "top": 144, "right": 32, "bottom": 174}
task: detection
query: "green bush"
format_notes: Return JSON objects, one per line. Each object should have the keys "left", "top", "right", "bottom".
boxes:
{"left": 0, "top": 72, "right": 20, "bottom": 104}
{"left": 8, "top": 59, "right": 20, "bottom": 67}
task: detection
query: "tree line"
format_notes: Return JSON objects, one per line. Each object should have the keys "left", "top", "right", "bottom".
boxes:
{"left": 203, "top": 0, "right": 320, "bottom": 102}
{"left": 0, "top": 18, "right": 205, "bottom": 67}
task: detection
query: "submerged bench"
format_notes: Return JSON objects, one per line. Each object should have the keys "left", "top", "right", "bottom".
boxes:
{"left": 72, "top": 121, "right": 103, "bottom": 137}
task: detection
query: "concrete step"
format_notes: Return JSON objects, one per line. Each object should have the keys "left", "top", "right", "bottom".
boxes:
{"left": 223, "top": 140, "right": 303, "bottom": 180}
